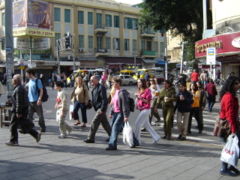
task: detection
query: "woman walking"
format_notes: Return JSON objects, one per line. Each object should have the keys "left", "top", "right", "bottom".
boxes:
{"left": 106, "top": 77, "right": 130, "bottom": 150}
{"left": 134, "top": 79, "right": 160, "bottom": 145}
{"left": 219, "top": 76, "right": 240, "bottom": 176}
{"left": 71, "top": 76, "right": 89, "bottom": 127}
{"left": 205, "top": 79, "right": 217, "bottom": 112}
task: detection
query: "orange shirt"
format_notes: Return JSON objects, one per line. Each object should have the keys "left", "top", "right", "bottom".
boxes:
{"left": 192, "top": 90, "right": 200, "bottom": 108}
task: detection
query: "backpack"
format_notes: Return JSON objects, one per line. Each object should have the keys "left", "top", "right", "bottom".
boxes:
{"left": 35, "top": 79, "right": 49, "bottom": 102}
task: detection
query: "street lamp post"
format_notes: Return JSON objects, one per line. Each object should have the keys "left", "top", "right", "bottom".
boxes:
{"left": 164, "top": 48, "right": 168, "bottom": 80}
{"left": 180, "top": 41, "right": 187, "bottom": 74}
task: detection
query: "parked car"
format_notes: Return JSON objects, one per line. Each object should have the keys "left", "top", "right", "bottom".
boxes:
{"left": 119, "top": 75, "right": 137, "bottom": 85}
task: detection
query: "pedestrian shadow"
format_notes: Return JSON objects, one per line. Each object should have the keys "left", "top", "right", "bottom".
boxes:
{"left": 0, "top": 160, "right": 134, "bottom": 180}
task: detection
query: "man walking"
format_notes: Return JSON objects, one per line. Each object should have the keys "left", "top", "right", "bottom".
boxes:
{"left": 26, "top": 69, "right": 46, "bottom": 132}
{"left": 6, "top": 74, "right": 41, "bottom": 146}
{"left": 84, "top": 75, "right": 111, "bottom": 143}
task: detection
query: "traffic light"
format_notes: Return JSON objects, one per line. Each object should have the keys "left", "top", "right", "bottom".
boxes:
{"left": 64, "top": 32, "right": 72, "bottom": 49}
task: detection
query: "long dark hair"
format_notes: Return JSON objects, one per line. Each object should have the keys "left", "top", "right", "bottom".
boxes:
{"left": 138, "top": 78, "right": 147, "bottom": 90}
{"left": 219, "top": 76, "right": 240, "bottom": 100}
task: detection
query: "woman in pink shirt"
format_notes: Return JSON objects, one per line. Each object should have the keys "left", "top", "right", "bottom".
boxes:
{"left": 134, "top": 79, "right": 160, "bottom": 145}
{"left": 106, "top": 76, "right": 131, "bottom": 150}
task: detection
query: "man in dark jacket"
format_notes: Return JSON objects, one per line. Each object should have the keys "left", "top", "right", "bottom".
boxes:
{"left": 6, "top": 74, "right": 41, "bottom": 146}
{"left": 176, "top": 82, "right": 193, "bottom": 140}
{"left": 84, "top": 75, "right": 111, "bottom": 143}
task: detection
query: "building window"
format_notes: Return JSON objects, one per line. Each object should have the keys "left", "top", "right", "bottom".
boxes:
{"left": 114, "top": 16, "right": 120, "bottom": 28}
{"left": 160, "top": 42, "right": 165, "bottom": 56}
{"left": 132, "top": 39, "right": 137, "bottom": 51}
{"left": 64, "top": 9, "right": 71, "bottom": 23}
{"left": 146, "top": 41, "right": 152, "bottom": 51}
{"left": 88, "top": 12, "right": 93, "bottom": 25}
{"left": 124, "top": 18, "right": 133, "bottom": 29}
{"left": 124, "top": 39, "right": 129, "bottom": 51}
{"left": 79, "top": 35, "right": 84, "bottom": 48}
{"left": 2, "top": 12, "right": 5, "bottom": 26}
{"left": 132, "top": 18, "right": 138, "bottom": 30}
{"left": 88, "top": 36, "right": 93, "bottom": 49}
{"left": 55, "top": 33, "right": 61, "bottom": 40}
{"left": 96, "top": 13, "right": 102, "bottom": 26}
{"left": 78, "top": 11, "right": 84, "bottom": 24}
{"left": 153, "top": 41, "right": 158, "bottom": 51}
{"left": 54, "top": 8, "right": 60, "bottom": 22}
{"left": 141, "top": 40, "right": 145, "bottom": 50}
{"left": 106, "top": 37, "right": 111, "bottom": 49}
{"left": 97, "top": 36, "right": 103, "bottom": 49}
{"left": 113, "top": 38, "right": 120, "bottom": 50}
{"left": 105, "top": 14, "right": 112, "bottom": 27}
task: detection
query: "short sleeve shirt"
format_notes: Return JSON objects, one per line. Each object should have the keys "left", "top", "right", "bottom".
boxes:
{"left": 28, "top": 79, "right": 43, "bottom": 102}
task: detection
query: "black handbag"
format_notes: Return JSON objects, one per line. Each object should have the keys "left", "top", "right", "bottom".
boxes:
{"left": 86, "top": 100, "right": 92, "bottom": 109}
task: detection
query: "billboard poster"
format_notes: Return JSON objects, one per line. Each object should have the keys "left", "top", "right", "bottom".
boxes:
{"left": 14, "top": 38, "right": 50, "bottom": 50}
{"left": 13, "top": 0, "right": 54, "bottom": 38}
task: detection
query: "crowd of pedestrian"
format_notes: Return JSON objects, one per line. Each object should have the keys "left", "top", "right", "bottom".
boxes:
{"left": 3, "top": 68, "right": 240, "bottom": 177}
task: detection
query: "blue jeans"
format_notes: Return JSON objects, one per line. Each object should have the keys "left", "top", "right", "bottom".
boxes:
{"left": 73, "top": 101, "right": 87, "bottom": 123}
{"left": 108, "top": 112, "right": 124, "bottom": 148}
{"left": 207, "top": 95, "right": 216, "bottom": 112}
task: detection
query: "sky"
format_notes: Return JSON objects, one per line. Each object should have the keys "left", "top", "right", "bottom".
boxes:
{"left": 115, "top": 0, "right": 143, "bottom": 5}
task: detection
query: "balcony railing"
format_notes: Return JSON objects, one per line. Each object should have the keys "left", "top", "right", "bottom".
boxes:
{"left": 141, "top": 50, "right": 157, "bottom": 58}
{"left": 94, "top": 24, "right": 108, "bottom": 34}
{"left": 95, "top": 48, "right": 109, "bottom": 56}
{"left": 141, "top": 29, "right": 155, "bottom": 38}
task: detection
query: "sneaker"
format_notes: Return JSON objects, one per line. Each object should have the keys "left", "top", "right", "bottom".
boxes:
{"left": 106, "top": 146, "right": 117, "bottom": 151}
{"left": 6, "top": 141, "right": 19, "bottom": 146}
{"left": 177, "top": 135, "right": 182, "bottom": 140}
{"left": 40, "top": 129, "right": 46, "bottom": 133}
{"left": 151, "top": 122, "right": 156, "bottom": 126}
{"left": 58, "top": 134, "right": 66, "bottom": 139}
{"left": 153, "top": 136, "right": 161, "bottom": 144}
{"left": 220, "top": 169, "right": 238, "bottom": 176}
{"left": 36, "top": 133, "right": 41, "bottom": 143}
{"left": 84, "top": 139, "right": 95, "bottom": 143}
{"left": 141, "top": 128, "right": 146, "bottom": 132}
{"left": 181, "top": 136, "right": 187, "bottom": 141}
{"left": 229, "top": 166, "right": 240, "bottom": 175}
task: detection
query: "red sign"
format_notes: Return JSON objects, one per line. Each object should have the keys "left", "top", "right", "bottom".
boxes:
{"left": 195, "top": 32, "right": 240, "bottom": 58}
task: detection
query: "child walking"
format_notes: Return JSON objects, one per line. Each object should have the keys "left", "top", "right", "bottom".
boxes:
{"left": 55, "top": 81, "right": 72, "bottom": 138}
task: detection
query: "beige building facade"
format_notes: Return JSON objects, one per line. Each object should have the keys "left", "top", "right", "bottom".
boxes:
{"left": 0, "top": 0, "right": 166, "bottom": 75}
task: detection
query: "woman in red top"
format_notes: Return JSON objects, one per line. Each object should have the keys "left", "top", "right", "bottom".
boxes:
{"left": 219, "top": 76, "right": 240, "bottom": 176}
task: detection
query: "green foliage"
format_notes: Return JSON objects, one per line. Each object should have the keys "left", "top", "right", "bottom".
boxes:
{"left": 141, "top": 0, "right": 205, "bottom": 41}
{"left": 140, "top": 0, "right": 212, "bottom": 66}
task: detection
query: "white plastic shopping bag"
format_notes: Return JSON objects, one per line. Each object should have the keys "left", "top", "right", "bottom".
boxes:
{"left": 123, "top": 122, "right": 134, "bottom": 147}
{"left": 220, "top": 134, "right": 239, "bottom": 167}
{"left": 69, "top": 104, "right": 74, "bottom": 121}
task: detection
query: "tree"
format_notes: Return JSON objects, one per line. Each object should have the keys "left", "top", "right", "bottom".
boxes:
{"left": 140, "top": 0, "right": 212, "bottom": 61}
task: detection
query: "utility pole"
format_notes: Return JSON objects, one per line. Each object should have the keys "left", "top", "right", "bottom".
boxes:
{"left": 164, "top": 48, "right": 168, "bottom": 80}
{"left": 202, "top": 0, "right": 207, "bottom": 38}
{"left": 56, "top": 39, "right": 60, "bottom": 74}
{"left": 5, "top": 0, "right": 14, "bottom": 98}
{"left": 180, "top": 41, "right": 187, "bottom": 74}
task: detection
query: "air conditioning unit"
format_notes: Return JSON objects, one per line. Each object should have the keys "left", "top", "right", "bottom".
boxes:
{"left": 79, "top": 48, "right": 84, "bottom": 53}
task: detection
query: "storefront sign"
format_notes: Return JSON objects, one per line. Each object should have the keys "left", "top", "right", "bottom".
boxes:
{"left": 195, "top": 32, "right": 240, "bottom": 58}
{"left": 206, "top": 47, "right": 216, "bottom": 65}
{"left": 13, "top": 27, "right": 55, "bottom": 38}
